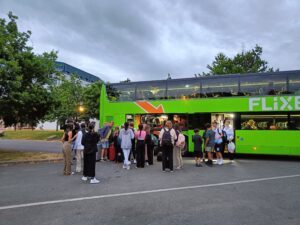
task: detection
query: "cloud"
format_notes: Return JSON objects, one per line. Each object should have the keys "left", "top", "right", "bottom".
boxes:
{"left": 0, "top": 0, "right": 299, "bottom": 82}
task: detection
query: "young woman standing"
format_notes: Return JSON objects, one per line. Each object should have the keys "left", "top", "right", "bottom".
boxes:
{"left": 135, "top": 124, "right": 146, "bottom": 168}
{"left": 119, "top": 122, "right": 134, "bottom": 170}
{"left": 61, "top": 124, "right": 73, "bottom": 175}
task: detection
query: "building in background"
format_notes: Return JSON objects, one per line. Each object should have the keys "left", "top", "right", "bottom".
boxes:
{"left": 55, "top": 61, "right": 102, "bottom": 86}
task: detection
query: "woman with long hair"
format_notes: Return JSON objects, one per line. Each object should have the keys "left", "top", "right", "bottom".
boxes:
{"left": 61, "top": 124, "right": 73, "bottom": 175}
{"left": 135, "top": 124, "right": 146, "bottom": 168}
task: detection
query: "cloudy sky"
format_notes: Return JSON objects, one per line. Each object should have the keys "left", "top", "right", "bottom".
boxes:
{"left": 0, "top": 0, "right": 299, "bottom": 82}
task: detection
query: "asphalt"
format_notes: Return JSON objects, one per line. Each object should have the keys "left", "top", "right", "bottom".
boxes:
{"left": 0, "top": 158, "right": 299, "bottom": 225}
{"left": 0, "top": 139, "right": 61, "bottom": 153}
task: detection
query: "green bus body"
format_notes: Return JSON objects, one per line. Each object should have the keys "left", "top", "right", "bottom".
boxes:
{"left": 100, "top": 85, "right": 300, "bottom": 156}
{"left": 100, "top": 69, "right": 300, "bottom": 157}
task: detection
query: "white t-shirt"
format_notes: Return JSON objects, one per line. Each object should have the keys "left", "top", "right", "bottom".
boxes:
{"left": 75, "top": 130, "right": 84, "bottom": 150}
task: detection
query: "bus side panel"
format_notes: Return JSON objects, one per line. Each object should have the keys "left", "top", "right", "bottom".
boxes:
{"left": 236, "top": 130, "right": 300, "bottom": 156}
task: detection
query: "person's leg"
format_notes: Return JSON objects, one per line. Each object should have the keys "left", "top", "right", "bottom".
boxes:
{"left": 148, "top": 145, "right": 153, "bottom": 165}
{"left": 62, "top": 146, "right": 67, "bottom": 174}
{"left": 76, "top": 149, "right": 82, "bottom": 172}
{"left": 83, "top": 153, "right": 88, "bottom": 177}
{"left": 65, "top": 143, "right": 72, "bottom": 175}
{"left": 140, "top": 143, "right": 145, "bottom": 168}
{"left": 178, "top": 147, "right": 183, "bottom": 168}
{"left": 90, "top": 152, "right": 96, "bottom": 178}
{"left": 145, "top": 144, "right": 148, "bottom": 165}
{"left": 162, "top": 147, "right": 167, "bottom": 171}
{"left": 136, "top": 142, "right": 141, "bottom": 167}
{"left": 174, "top": 146, "right": 179, "bottom": 168}
{"left": 169, "top": 145, "right": 173, "bottom": 171}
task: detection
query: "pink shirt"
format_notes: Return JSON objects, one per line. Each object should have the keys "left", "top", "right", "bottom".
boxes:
{"left": 135, "top": 130, "right": 146, "bottom": 140}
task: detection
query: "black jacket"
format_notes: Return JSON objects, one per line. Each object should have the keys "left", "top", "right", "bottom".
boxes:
{"left": 82, "top": 131, "right": 99, "bottom": 154}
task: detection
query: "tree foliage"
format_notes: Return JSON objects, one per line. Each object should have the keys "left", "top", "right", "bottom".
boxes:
{"left": 204, "top": 45, "right": 278, "bottom": 75}
{"left": 82, "top": 81, "right": 102, "bottom": 120}
{"left": 0, "top": 12, "right": 57, "bottom": 127}
{"left": 45, "top": 75, "right": 84, "bottom": 126}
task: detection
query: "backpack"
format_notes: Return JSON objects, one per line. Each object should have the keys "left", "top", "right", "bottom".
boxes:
{"left": 217, "top": 128, "right": 227, "bottom": 143}
{"left": 161, "top": 128, "right": 172, "bottom": 146}
{"left": 98, "top": 126, "right": 110, "bottom": 139}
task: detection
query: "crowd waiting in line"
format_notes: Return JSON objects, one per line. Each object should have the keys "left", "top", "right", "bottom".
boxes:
{"left": 61, "top": 119, "right": 235, "bottom": 184}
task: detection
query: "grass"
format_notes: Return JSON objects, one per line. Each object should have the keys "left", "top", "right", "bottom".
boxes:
{"left": 1, "top": 130, "right": 64, "bottom": 141}
{"left": 0, "top": 150, "right": 63, "bottom": 163}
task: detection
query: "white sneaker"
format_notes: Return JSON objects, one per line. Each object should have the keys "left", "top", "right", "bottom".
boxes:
{"left": 123, "top": 164, "right": 127, "bottom": 169}
{"left": 217, "top": 159, "right": 221, "bottom": 165}
{"left": 128, "top": 161, "right": 131, "bottom": 165}
{"left": 127, "top": 165, "right": 130, "bottom": 170}
{"left": 133, "top": 159, "right": 137, "bottom": 164}
{"left": 81, "top": 176, "right": 88, "bottom": 181}
{"left": 90, "top": 178, "right": 100, "bottom": 184}
{"left": 220, "top": 158, "right": 223, "bottom": 165}
{"left": 146, "top": 162, "right": 149, "bottom": 166}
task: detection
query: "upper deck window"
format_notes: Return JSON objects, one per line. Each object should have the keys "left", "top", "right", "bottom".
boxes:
{"left": 167, "top": 79, "right": 200, "bottom": 99}
{"left": 136, "top": 81, "right": 166, "bottom": 100}
{"left": 201, "top": 77, "right": 239, "bottom": 97}
{"left": 107, "top": 84, "right": 136, "bottom": 101}
{"left": 239, "top": 74, "right": 287, "bottom": 96}
{"left": 288, "top": 74, "right": 300, "bottom": 94}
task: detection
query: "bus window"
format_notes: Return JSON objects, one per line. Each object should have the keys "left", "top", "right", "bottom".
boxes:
{"left": 201, "top": 77, "right": 239, "bottom": 97}
{"left": 289, "top": 114, "right": 300, "bottom": 130}
{"left": 167, "top": 79, "right": 200, "bottom": 99}
{"left": 241, "top": 114, "right": 288, "bottom": 130}
{"left": 288, "top": 74, "right": 300, "bottom": 94}
{"left": 239, "top": 75, "right": 287, "bottom": 96}
{"left": 107, "top": 84, "right": 136, "bottom": 101}
{"left": 136, "top": 81, "right": 166, "bottom": 100}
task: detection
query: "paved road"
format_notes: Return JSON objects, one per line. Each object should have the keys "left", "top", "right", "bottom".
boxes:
{"left": 0, "top": 158, "right": 299, "bottom": 225}
{"left": 0, "top": 139, "right": 62, "bottom": 153}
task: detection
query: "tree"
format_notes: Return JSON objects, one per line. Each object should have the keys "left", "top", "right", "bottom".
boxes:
{"left": 82, "top": 81, "right": 103, "bottom": 120}
{"left": 204, "top": 45, "right": 278, "bottom": 75}
{"left": 120, "top": 78, "right": 131, "bottom": 83}
{"left": 0, "top": 12, "right": 57, "bottom": 128}
{"left": 45, "top": 75, "right": 84, "bottom": 130}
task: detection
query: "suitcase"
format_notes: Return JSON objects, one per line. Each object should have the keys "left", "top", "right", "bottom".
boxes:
{"left": 108, "top": 144, "right": 116, "bottom": 161}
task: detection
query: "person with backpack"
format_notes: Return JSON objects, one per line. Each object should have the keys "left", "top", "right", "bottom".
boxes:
{"left": 192, "top": 128, "right": 203, "bottom": 167}
{"left": 173, "top": 124, "right": 185, "bottom": 170}
{"left": 212, "top": 121, "right": 224, "bottom": 165}
{"left": 159, "top": 120, "right": 177, "bottom": 172}
{"left": 135, "top": 124, "right": 146, "bottom": 168}
{"left": 119, "top": 122, "right": 134, "bottom": 170}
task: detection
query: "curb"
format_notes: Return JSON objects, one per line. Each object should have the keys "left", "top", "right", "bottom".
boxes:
{"left": 0, "top": 158, "right": 63, "bottom": 166}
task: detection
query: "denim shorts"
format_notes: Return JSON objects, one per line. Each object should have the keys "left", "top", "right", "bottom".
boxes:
{"left": 205, "top": 146, "right": 213, "bottom": 152}
{"left": 101, "top": 141, "right": 109, "bottom": 149}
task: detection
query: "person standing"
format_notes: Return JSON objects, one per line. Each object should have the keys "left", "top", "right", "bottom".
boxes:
{"left": 74, "top": 123, "right": 86, "bottom": 173}
{"left": 204, "top": 123, "right": 215, "bottom": 167}
{"left": 135, "top": 124, "right": 146, "bottom": 168}
{"left": 81, "top": 124, "right": 100, "bottom": 184}
{"left": 61, "top": 124, "right": 73, "bottom": 175}
{"left": 129, "top": 122, "right": 136, "bottom": 164}
{"left": 192, "top": 128, "right": 203, "bottom": 167}
{"left": 145, "top": 125, "right": 154, "bottom": 166}
{"left": 174, "top": 124, "right": 185, "bottom": 169}
{"left": 223, "top": 119, "right": 235, "bottom": 161}
{"left": 119, "top": 122, "right": 134, "bottom": 170}
{"left": 159, "top": 120, "right": 177, "bottom": 172}
{"left": 113, "top": 126, "right": 123, "bottom": 163}
{"left": 212, "top": 121, "right": 224, "bottom": 165}
{"left": 99, "top": 122, "right": 112, "bottom": 161}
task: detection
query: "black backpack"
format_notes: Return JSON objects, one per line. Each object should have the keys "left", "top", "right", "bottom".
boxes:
{"left": 161, "top": 128, "right": 172, "bottom": 146}
{"left": 218, "top": 128, "right": 227, "bottom": 143}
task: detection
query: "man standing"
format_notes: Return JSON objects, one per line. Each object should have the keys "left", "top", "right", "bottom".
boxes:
{"left": 204, "top": 123, "right": 215, "bottom": 166}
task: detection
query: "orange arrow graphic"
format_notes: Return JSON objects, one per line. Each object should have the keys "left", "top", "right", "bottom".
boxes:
{"left": 135, "top": 101, "right": 164, "bottom": 113}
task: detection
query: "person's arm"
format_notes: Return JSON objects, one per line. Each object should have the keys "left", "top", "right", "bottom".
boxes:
{"left": 61, "top": 133, "right": 65, "bottom": 143}
{"left": 71, "top": 133, "right": 78, "bottom": 142}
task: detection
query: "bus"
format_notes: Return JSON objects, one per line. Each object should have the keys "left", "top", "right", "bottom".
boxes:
{"left": 100, "top": 70, "right": 300, "bottom": 156}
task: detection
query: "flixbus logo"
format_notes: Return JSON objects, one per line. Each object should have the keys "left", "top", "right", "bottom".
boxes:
{"left": 249, "top": 96, "right": 300, "bottom": 111}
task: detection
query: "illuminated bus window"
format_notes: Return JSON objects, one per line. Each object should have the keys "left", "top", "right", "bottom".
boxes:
{"left": 136, "top": 81, "right": 166, "bottom": 100}
{"left": 167, "top": 79, "right": 200, "bottom": 99}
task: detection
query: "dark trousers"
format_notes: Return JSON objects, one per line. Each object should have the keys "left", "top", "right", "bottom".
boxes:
{"left": 129, "top": 145, "right": 136, "bottom": 161}
{"left": 162, "top": 144, "right": 173, "bottom": 171}
{"left": 136, "top": 140, "right": 145, "bottom": 168}
{"left": 147, "top": 144, "right": 154, "bottom": 165}
{"left": 228, "top": 151, "right": 235, "bottom": 160}
{"left": 83, "top": 152, "right": 96, "bottom": 178}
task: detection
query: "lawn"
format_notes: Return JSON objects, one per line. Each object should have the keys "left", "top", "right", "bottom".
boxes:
{"left": 1, "top": 130, "right": 64, "bottom": 141}
{"left": 0, "top": 150, "right": 63, "bottom": 163}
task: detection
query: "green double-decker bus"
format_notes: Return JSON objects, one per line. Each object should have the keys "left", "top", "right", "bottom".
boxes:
{"left": 100, "top": 70, "right": 300, "bottom": 156}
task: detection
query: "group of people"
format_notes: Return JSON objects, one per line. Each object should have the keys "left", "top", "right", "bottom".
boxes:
{"left": 192, "top": 119, "right": 235, "bottom": 167}
{"left": 61, "top": 118, "right": 235, "bottom": 184}
{"left": 61, "top": 122, "right": 100, "bottom": 184}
